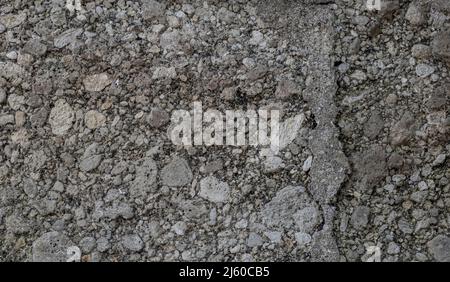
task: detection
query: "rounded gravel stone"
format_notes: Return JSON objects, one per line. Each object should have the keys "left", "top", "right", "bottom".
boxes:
{"left": 32, "top": 232, "right": 73, "bottom": 262}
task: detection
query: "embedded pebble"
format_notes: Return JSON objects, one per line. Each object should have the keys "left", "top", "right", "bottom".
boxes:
{"left": 48, "top": 99, "right": 74, "bottom": 135}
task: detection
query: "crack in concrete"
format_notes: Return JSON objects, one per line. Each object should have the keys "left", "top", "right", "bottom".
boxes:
{"left": 258, "top": 1, "right": 350, "bottom": 261}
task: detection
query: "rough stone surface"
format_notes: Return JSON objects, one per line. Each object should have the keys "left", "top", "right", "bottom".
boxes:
{"left": 1, "top": 0, "right": 448, "bottom": 263}
{"left": 84, "top": 110, "right": 106, "bottom": 129}
{"left": 161, "top": 157, "right": 192, "bottom": 187}
{"left": 0, "top": 12, "right": 27, "bottom": 29}
{"left": 427, "top": 235, "right": 450, "bottom": 262}
{"left": 130, "top": 157, "right": 158, "bottom": 197}
{"left": 199, "top": 176, "right": 230, "bottom": 203}
{"left": 350, "top": 206, "right": 370, "bottom": 230}
{"left": 32, "top": 232, "right": 73, "bottom": 262}
{"left": 54, "top": 28, "right": 83, "bottom": 49}
{"left": 260, "top": 186, "right": 321, "bottom": 233}
{"left": 405, "top": 2, "right": 427, "bottom": 26}
{"left": 122, "top": 234, "right": 144, "bottom": 252}
{"left": 432, "top": 31, "right": 450, "bottom": 65}
{"left": 48, "top": 99, "right": 74, "bottom": 136}
{"left": 275, "top": 79, "right": 300, "bottom": 99}
{"left": 83, "top": 73, "right": 112, "bottom": 92}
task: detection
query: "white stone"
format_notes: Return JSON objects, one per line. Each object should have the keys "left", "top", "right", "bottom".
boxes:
{"left": 49, "top": 99, "right": 74, "bottom": 135}
{"left": 302, "top": 156, "right": 313, "bottom": 172}
{"left": 83, "top": 73, "right": 112, "bottom": 92}
{"left": 416, "top": 64, "right": 435, "bottom": 78}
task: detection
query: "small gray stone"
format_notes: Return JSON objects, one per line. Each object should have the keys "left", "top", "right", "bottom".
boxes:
{"left": 30, "top": 108, "right": 49, "bottom": 127}
{"left": 23, "top": 178, "right": 38, "bottom": 198}
{"left": 279, "top": 114, "right": 305, "bottom": 150}
{"left": 264, "top": 231, "right": 282, "bottom": 244}
{"left": 416, "top": 64, "right": 435, "bottom": 78}
{"left": 432, "top": 31, "right": 450, "bottom": 66}
{"left": 350, "top": 70, "right": 367, "bottom": 81}
{"left": 246, "top": 232, "right": 263, "bottom": 247}
{"left": 388, "top": 152, "right": 404, "bottom": 169}
{"left": 111, "top": 161, "right": 128, "bottom": 175}
{"left": 79, "top": 237, "right": 96, "bottom": 253}
{"left": 199, "top": 176, "right": 230, "bottom": 203}
{"left": 0, "top": 62, "right": 25, "bottom": 80}
{"left": 352, "top": 15, "right": 369, "bottom": 26}
{"left": 405, "top": 2, "right": 427, "bottom": 26}
{"left": 387, "top": 242, "right": 400, "bottom": 255}
{"left": 263, "top": 155, "right": 284, "bottom": 173}
{"left": 122, "top": 234, "right": 144, "bottom": 252}
{"left": 160, "top": 30, "right": 180, "bottom": 51}
{"left": 302, "top": 156, "right": 313, "bottom": 172}
{"left": 32, "top": 231, "right": 73, "bottom": 262}
{"left": 6, "top": 51, "right": 17, "bottom": 60}
{"left": 398, "top": 218, "right": 413, "bottom": 234}
{"left": 142, "top": 0, "right": 166, "bottom": 21}
{"left": 27, "top": 150, "right": 48, "bottom": 171}
{"left": 84, "top": 110, "right": 106, "bottom": 129}
{"left": 0, "top": 114, "right": 14, "bottom": 126}
{"left": 411, "top": 190, "right": 428, "bottom": 203}
{"left": 130, "top": 157, "right": 158, "bottom": 197}
{"left": 363, "top": 110, "right": 384, "bottom": 139}
{"left": 221, "top": 87, "right": 236, "bottom": 101}
{"left": 96, "top": 237, "right": 110, "bottom": 252}
{"left": 427, "top": 84, "right": 448, "bottom": 111}
{"left": 161, "top": 157, "right": 192, "bottom": 187}
{"left": 249, "top": 30, "right": 264, "bottom": 46}
{"left": 353, "top": 145, "right": 387, "bottom": 189}
{"left": 390, "top": 111, "right": 416, "bottom": 146}
{"left": 79, "top": 155, "right": 102, "bottom": 172}
{"left": 49, "top": 99, "right": 74, "bottom": 136}
{"left": 54, "top": 28, "right": 83, "bottom": 49}
{"left": 53, "top": 181, "right": 64, "bottom": 192}
{"left": 432, "top": 154, "right": 446, "bottom": 167}
{"left": 153, "top": 66, "right": 177, "bottom": 79}
{"left": 5, "top": 215, "right": 32, "bottom": 234}
{"left": 50, "top": 7, "right": 66, "bottom": 26}
{"left": 0, "top": 12, "right": 27, "bottom": 29}
{"left": 171, "top": 221, "right": 187, "bottom": 236}
{"left": 147, "top": 108, "right": 169, "bottom": 128}
{"left": 103, "top": 203, "right": 134, "bottom": 220}
{"left": 295, "top": 232, "right": 312, "bottom": 247}
{"left": 261, "top": 186, "right": 319, "bottom": 230}
{"left": 350, "top": 206, "right": 370, "bottom": 229}
{"left": 412, "top": 44, "right": 431, "bottom": 59}
{"left": 23, "top": 39, "right": 47, "bottom": 56}
{"left": 83, "top": 73, "right": 112, "bottom": 92}
{"left": 427, "top": 235, "right": 450, "bottom": 262}
{"left": 217, "top": 7, "right": 236, "bottom": 23}
{"left": 293, "top": 205, "right": 320, "bottom": 234}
